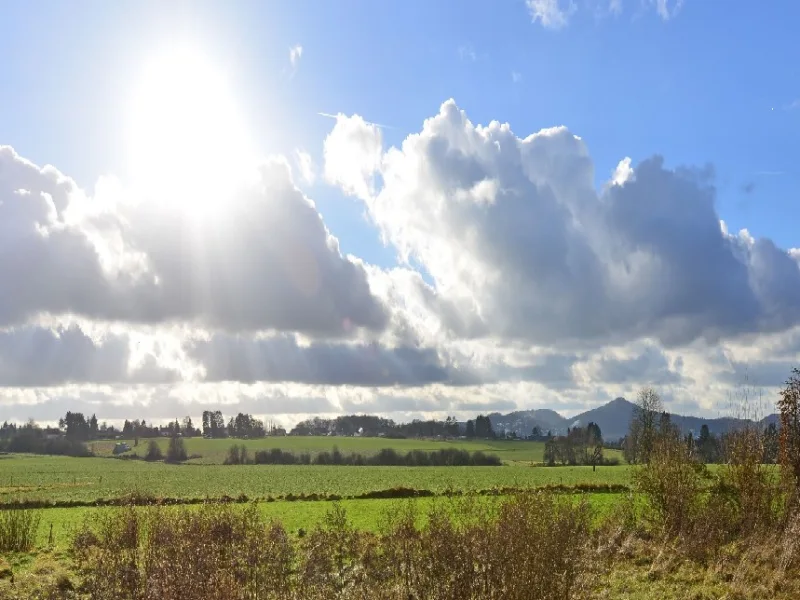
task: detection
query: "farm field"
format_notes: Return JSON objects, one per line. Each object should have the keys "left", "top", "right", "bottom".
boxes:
{"left": 86, "top": 436, "right": 625, "bottom": 465}
{"left": 0, "top": 453, "right": 632, "bottom": 504}
{"left": 18, "top": 492, "right": 625, "bottom": 552}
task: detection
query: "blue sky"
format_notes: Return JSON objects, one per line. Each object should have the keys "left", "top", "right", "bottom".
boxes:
{"left": 3, "top": 0, "right": 798, "bottom": 265}
{"left": 2, "top": 0, "right": 800, "bottom": 424}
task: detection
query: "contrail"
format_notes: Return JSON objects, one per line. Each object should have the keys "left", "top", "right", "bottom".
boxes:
{"left": 317, "top": 111, "right": 395, "bottom": 130}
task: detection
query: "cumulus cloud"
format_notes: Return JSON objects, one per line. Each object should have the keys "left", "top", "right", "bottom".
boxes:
{"left": 4, "top": 94, "right": 799, "bottom": 424}
{"left": 583, "top": 344, "right": 683, "bottom": 386}
{"left": 294, "top": 150, "right": 316, "bottom": 185}
{"left": 0, "top": 325, "right": 179, "bottom": 386}
{"left": 323, "top": 114, "right": 383, "bottom": 199}
{"left": 187, "top": 333, "right": 481, "bottom": 387}
{"left": 0, "top": 146, "right": 387, "bottom": 336}
{"left": 0, "top": 383, "right": 339, "bottom": 425}
{"left": 325, "top": 99, "right": 800, "bottom": 349}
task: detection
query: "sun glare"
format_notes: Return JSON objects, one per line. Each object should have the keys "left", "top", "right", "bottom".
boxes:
{"left": 126, "top": 45, "right": 255, "bottom": 215}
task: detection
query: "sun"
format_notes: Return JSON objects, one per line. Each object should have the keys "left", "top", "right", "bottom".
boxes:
{"left": 126, "top": 44, "right": 255, "bottom": 215}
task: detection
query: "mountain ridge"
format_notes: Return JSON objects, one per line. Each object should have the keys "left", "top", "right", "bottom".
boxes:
{"left": 488, "top": 397, "right": 779, "bottom": 441}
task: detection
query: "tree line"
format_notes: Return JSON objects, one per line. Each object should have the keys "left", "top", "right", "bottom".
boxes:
{"left": 223, "top": 445, "right": 503, "bottom": 466}
{"left": 620, "top": 388, "right": 783, "bottom": 465}
{"left": 289, "top": 414, "right": 496, "bottom": 439}
{"left": 543, "top": 422, "right": 610, "bottom": 469}
{"left": 0, "top": 420, "right": 91, "bottom": 457}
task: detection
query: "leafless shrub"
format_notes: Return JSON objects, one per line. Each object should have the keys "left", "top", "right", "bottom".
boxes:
{"left": 634, "top": 429, "right": 704, "bottom": 537}
{"left": 71, "top": 491, "right": 594, "bottom": 600}
{"left": 779, "top": 368, "right": 800, "bottom": 490}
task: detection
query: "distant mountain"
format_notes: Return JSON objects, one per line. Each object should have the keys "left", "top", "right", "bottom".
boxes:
{"left": 488, "top": 409, "right": 568, "bottom": 437}
{"left": 569, "top": 398, "right": 636, "bottom": 440}
{"left": 488, "top": 397, "right": 780, "bottom": 441}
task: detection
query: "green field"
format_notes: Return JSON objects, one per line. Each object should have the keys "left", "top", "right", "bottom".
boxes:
{"left": 21, "top": 493, "right": 625, "bottom": 553}
{"left": 86, "top": 436, "right": 626, "bottom": 465}
{"left": 0, "top": 443, "right": 632, "bottom": 585}
{"left": 0, "top": 436, "right": 633, "bottom": 586}
{"left": 8, "top": 440, "right": 780, "bottom": 600}
{"left": 0, "top": 453, "right": 631, "bottom": 504}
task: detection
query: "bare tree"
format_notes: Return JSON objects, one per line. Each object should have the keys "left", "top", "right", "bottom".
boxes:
{"left": 631, "top": 387, "right": 663, "bottom": 464}
{"left": 779, "top": 367, "right": 800, "bottom": 487}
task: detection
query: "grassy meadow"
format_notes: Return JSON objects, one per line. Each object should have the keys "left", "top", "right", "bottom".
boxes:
{"left": 86, "top": 435, "right": 626, "bottom": 464}
{"left": 0, "top": 437, "right": 635, "bottom": 596}
{"left": 2, "top": 429, "right": 800, "bottom": 599}
{"left": 0, "top": 442, "right": 629, "bottom": 505}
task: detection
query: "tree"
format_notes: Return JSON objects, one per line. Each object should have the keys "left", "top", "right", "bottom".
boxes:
{"left": 474, "top": 415, "right": 495, "bottom": 439}
{"left": 763, "top": 422, "right": 779, "bottom": 464}
{"left": 466, "top": 420, "right": 475, "bottom": 438}
{"left": 89, "top": 414, "right": 99, "bottom": 439}
{"left": 202, "top": 411, "right": 227, "bottom": 438}
{"left": 212, "top": 411, "right": 226, "bottom": 437}
{"left": 144, "top": 439, "right": 163, "bottom": 461}
{"left": 544, "top": 439, "right": 557, "bottom": 466}
{"left": 697, "top": 424, "right": 720, "bottom": 464}
{"left": 630, "top": 387, "right": 663, "bottom": 464}
{"left": 778, "top": 367, "right": 800, "bottom": 485}
{"left": 586, "top": 422, "right": 603, "bottom": 472}
{"left": 59, "top": 412, "right": 90, "bottom": 441}
{"left": 166, "top": 434, "right": 188, "bottom": 463}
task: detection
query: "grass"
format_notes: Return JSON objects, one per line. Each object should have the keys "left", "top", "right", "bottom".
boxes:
{"left": 0, "top": 439, "right": 632, "bottom": 596}
{"left": 0, "top": 454, "right": 632, "bottom": 504}
{"left": 87, "top": 436, "right": 625, "bottom": 464}
{"left": 17, "top": 492, "right": 624, "bottom": 553}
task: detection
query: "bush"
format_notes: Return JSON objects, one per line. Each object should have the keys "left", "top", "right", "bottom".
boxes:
{"left": 634, "top": 431, "right": 704, "bottom": 536}
{"left": 166, "top": 435, "right": 188, "bottom": 463}
{"left": 72, "top": 493, "right": 591, "bottom": 599}
{"left": 224, "top": 444, "right": 242, "bottom": 465}
{"left": 144, "top": 439, "right": 163, "bottom": 462}
{"left": 719, "top": 426, "right": 781, "bottom": 535}
{"left": 0, "top": 433, "right": 92, "bottom": 457}
{"left": 252, "top": 448, "right": 297, "bottom": 465}
{"left": 230, "top": 446, "right": 502, "bottom": 467}
{"left": 0, "top": 508, "right": 40, "bottom": 552}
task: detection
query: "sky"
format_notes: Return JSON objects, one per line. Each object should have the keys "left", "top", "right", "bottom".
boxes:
{"left": 1, "top": 0, "right": 799, "bottom": 426}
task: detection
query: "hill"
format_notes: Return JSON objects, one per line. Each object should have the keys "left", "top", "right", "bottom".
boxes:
{"left": 489, "top": 397, "right": 779, "bottom": 441}
{"left": 487, "top": 409, "right": 568, "bottom": 437}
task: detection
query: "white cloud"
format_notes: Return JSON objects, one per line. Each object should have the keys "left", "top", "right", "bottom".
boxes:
{"left": 289, "top": 44, "right": 303, "bottom": 69}
{"left": 326, "top": 99, "right": 800, "bottom": 350}
{"left": 294, "top": 149, "right": 316, "bottom": 185}
{"left": 652, "top": 0, "right": 684, "bottom": 20}
{"left": 4, "top": 93, "right": 800, "bottom": 425}
{"left": 0, "top": 145, "right": 387, "bottom": 336}
{"left": 323, "top": 113, "right": 383, "bottom": 200}
{"left": 527, "top": 0, "right": 576, "bottom": 29}
{"left": 530, "top": 0, "right": 685, "bottom": 27}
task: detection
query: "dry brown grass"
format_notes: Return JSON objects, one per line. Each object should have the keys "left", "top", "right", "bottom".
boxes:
{"left": 71, "top": 492, "right": 593, "bottom": 600}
